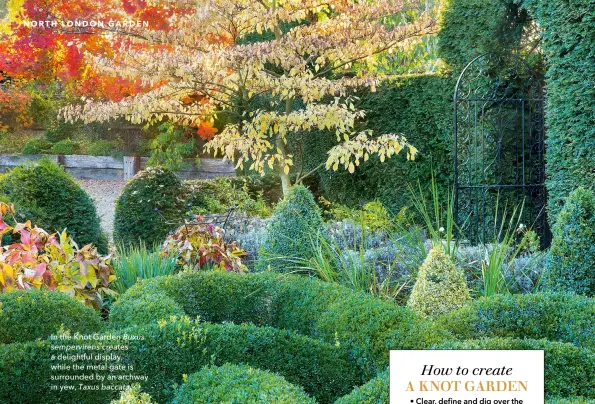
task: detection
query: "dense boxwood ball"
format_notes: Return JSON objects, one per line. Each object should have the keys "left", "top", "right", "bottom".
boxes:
{"left": 543, "top": 187, "right": 595, "bottom": 296}
{"left": 0, "top": 158, "right": 108, "bottom": 253}
{"left": 0, "top": 290, "right": 102, "bottom": 344}
{"left": 257, "top": 184, "right": 326, "bottom": 271}
{"left": 437, "top": 292, "right": 595, "bottom": 350}
{"left": 109, "top": 282, "right": 185, "bottom": 328}
{"left": 114, "top": 166, "right": 186, "bottom": 247}
{"left": 171, "top": 364, "right": 316, "bottom": 404}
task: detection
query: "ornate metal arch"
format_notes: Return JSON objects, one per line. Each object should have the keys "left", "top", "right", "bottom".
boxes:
{"left": 453, "top": 53, "right": 551, "bottom": 247}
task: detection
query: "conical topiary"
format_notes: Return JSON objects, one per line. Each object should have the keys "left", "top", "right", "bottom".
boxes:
{"left": 544, "top": 187, "right": 595, "bottom": 296}
{"left": 257, "top": 184, "right": 325, "bottom": 272}
{"left": 407, "top": 247, "right": 471, "bottom": 317}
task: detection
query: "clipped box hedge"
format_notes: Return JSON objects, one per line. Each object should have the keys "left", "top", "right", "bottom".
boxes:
{"left": 437, "top": 292, "right": 595, "bottom": 350}
{"left": 110, "top": 271, "right": 446, "bottom": 377}
{"left": 171, "top": 363, "right": 315, "bottom": 403}
{"left": 335, "top": 371, "right": 389, "bottom": 404}
{"left": 333, "top": 338, "right": 595, "bottom": 403}
{"left": 435, "top": 338, "right": 595, "bottom": 399}
{"left": 0, "top": 289, "right": 102, "bottom": 344}
{"left": 0, "top": 318, "right": 359, "bottom": 404}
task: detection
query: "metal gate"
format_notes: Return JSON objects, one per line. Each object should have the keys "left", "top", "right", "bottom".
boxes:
{"left": 453, "top": 53, "right": 551, "bottom": 247}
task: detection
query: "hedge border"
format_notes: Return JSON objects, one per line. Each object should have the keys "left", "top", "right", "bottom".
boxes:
{"left": 437, "top": 292, "right": 595, "bottom": 350}
{"left": 110, "top": 271, "right": 446, "bottom": 377}
{"left": 0, "top": 318, "right": 359, "bottom": 404}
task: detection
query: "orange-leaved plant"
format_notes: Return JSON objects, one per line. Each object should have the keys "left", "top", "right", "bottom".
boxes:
{"left": 0, "top": 202, "right": 116, "bottom": 309}
{"left": 161, "top": 215, "right": 246, "bottom": 273}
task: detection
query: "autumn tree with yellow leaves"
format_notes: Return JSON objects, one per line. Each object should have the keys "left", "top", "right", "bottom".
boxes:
{"left": 62, "top": 0, "right": 438, "bottom": 194}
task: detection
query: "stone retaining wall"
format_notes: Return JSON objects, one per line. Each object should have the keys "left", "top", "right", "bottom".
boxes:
{"left": 0, "top": 154, "right": 235, "bottom": 180}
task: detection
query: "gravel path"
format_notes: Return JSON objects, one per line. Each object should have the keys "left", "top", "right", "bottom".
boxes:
{"left": 77, "top": 179, "right": 127, "bottom": 240}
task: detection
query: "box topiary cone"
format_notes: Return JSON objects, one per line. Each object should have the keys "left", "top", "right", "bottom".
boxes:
{"left": 408, "top": 246, "right": 471, "bottom": 317}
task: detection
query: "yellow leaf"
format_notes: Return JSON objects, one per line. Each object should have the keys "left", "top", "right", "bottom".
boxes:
{"left": 348, "top": 162, "right": 355, "bottom": 173}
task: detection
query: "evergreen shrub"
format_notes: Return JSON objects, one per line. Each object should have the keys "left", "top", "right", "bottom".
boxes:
{"left": 524, "top": 0, "right": 595, "bottom": 217}
{"left": 110, "top": 271, "right": 446, "bottom": 377}
{"left": 544, "top": 188, "right": 595, "bottom": 296}
{"left": 22, "top": 138, "right": 52, "bottom": 154}
{"left": 0, "top": 158, "right": 107, "bottom": 253}
{"left": 407, "top": 247, "right": 470, "bottom": 317}
{"left": 335, "top": 371, "right": 389, "bottom": 404}
{"left": 257, "top": 185, "right": 326, "bottom": 271}
{"left": 114, "top": 166, "right": 185, "bottom": 247}
{"left": 0, "top": 318, "right": 358, "bottom": 404}
{"left": 435, "top": 338, "right": 595, "bottom": 399}
{"left": 437, "top": 292, "right": 595, "bottom": 350}
{"left": 171, "top": 364, "right": 315, "bottom": 404}
{"left": 0, "top": 289, "right": 102, "bottom": 344}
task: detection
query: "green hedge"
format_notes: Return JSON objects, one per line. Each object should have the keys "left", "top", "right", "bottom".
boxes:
{"left": 171, "top": 364, "right": 315, "bottom": 403}
{"left": 438, "top": 0, "right": 530, "bottom": 69}
{"left": 543, "top": 188, "right": 595, "bottom": 296}
{"left": 300, "top": 75, "right": 453, "bottom": 214}
{"left": 524, "top": 0, "right": 595, "bottom": 218}
{"left": 0, "top": 318, "right": 359, "bottom": 404}
{"left": 437, "top": 293, "right": 595, "bottom": 350}
{"left": 0, "top": 158, "right": 108, "bottom": 253}
{"left": 114, "top": 166, "right": 186, "bottom": 247}
{"left": 435, "top": 338, "right": 595, "bottom": 399}
{"left": 335, "top": 371, "right": 388, "bottom": 404}
{"left": 111, "top": 271, "right": 447, "bottom": 377}
{"left": 50, "top": 139, "right": 77, "bottom": 155}
{"left": 0, "top": 290, "right": 102, "bottom": 344}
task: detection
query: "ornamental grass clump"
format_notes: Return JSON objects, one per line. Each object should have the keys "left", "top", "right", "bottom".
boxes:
{"left": 112, "top": 242, "right": 178, "bottom": 294}
{"left": 408, "top": 247, "right": 471, "bottom": 317}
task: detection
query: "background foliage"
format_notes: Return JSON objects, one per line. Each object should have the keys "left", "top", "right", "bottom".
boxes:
{"left": 524, "top": 0, "right": 595, "bottom": 218}
{"left": 300, "top": 74, "right": 453, "bottom": 214}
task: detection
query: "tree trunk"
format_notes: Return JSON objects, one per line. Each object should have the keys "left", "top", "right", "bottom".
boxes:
{"left": 276, "top": 135, "right": 292, "bottom": 195}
